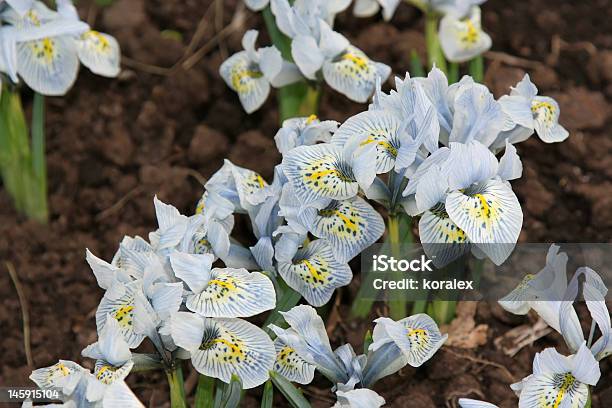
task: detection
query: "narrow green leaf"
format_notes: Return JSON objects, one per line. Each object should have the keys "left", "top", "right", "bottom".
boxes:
{"left": 264, "top": 280, "right": 302, "bottom": 336}
{"left": 215, "top": 375, "right": 242, "bottom": 408}
{"left": 363, "top": 330, "right": 373, "bottom": 354}
{"left": 261, "top": 380, "right": 274, "bottom": 408}
{"left": 195, "top": 375, "right": 215, "bottom": 408}
{"left": 409, "top": 50, "right": 425, "bottom": 77}
{"left": 269, "top": 372, "right": 312, "bottom": 408}
{"left": 30, "top": 92, "right": 48, "bottom": 222}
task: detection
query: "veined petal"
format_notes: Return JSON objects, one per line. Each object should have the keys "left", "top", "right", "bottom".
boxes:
{"left": 189, "top": 318, "right": 275, "bottom": 389}
{"left": 419, "top": 207, "right": 471, "bottom": 268}
{"left": 458, "top": 399, "right": 499, "bottom": 408}
{"left": 30, "top": 360, "right": 85, "bottom": 395}
{"left": 322, "top": 45, "right": 391, "bottom": 103}
{"left": 497, "top": 141, "right": 523, "bottom": 181}
{"left": 186, "top": 268, "right": 276, "bottom": 318}
{"left": 334, "top": 388, "right": 385, "bottom": 408}
{"left": 278, "top": 239, "right": 352, "bottom": 307}
{"left": 446, "top": 179, "right": 522, "bottom": 265}
{"left": 531, "top": 96, "right": 569, "bottom": 143}
{"left": 439, "top": 7, "right": 491, "bottom": 63}
{"left": 372, "top": 314, "right": 447, "bottom": 367}
{"left": 332, "top": 110, "right": 403, "bottom": 174}
{"left": 101, "top": 380, "right": 145, "bottom": 408}
{"left": 219, "top": 51, "right": 269, "bottom": 114}
{"left": 291, "top": 34, "right": 324, "bottom": 80}
{"left": 272, "top": 305, "right": 347, "bottom": 383}
{"left": 273, "top": 338, "right": 315, "bottom": 384}
{"left": 93, "top": 359, "right": 133, "bottom": 385}
{"left": 17, "top": 34, "right": 79, "bottom": 96}
{"left": 96, "top": 282, "right": 145, "bottom": 348}
{"left": 77, "top": 30, "right": 120, "bottom": 77}
{"left": 303, "top": 196, "right": 384, "bottom": 263}
{"left": 282, "top": 143, "right": 359, "bottom": 203}
{"left": 518, "top": 371, "right": 589, "bottom": 408}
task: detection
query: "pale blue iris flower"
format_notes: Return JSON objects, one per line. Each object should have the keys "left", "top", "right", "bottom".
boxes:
{"left": 220, "top": 30, "right": 301, "bottom": 113}
{"left": 0, "top": 0, "right": 119, "bottom": 95}
{"left": 439, "top": 6, "right": 491, "bottom": 63}
{"left": 402, "top": 140, "right": 523, "bottom": 266}
{"left": 497, "top": 74, "right": 569, "bottom": 147}
{"left": 271, "top": 0, "right": 390, "bottom": 102}
{"left": 274, "top": 115, "right": 338, "bottom": 156}
{"left": 169, "top": 312, "right": 276, "bottom": 389}
{"left": 271, "top": 305, "right": 445, "bottom": 401}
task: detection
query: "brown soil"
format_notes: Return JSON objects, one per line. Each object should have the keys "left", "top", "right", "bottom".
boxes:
{"left": 1, "top": 0, "right": 611, "bottom": 407}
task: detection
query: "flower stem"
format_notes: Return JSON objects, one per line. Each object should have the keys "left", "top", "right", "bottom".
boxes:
{"left": 469, "top": 55, "right": 484, "bottom": 82}
{"left": 262, "top": 5, "right": 321, "bottom": 123}
{"left": 166, "top": 364, "right": 187, "bottom": 408}
{"left": 425, "top": 13, "right": 447, "bottom": 73}
{"left": 387, "top": 214, "right": 407, "bottom": 319}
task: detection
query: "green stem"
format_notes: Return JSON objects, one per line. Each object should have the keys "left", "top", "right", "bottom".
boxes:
{"left": 448, "top": 62, "right": 459, "bottom": 84}
{"left": 195, "top": 375, "right": 215, "bottom": 408}
{"left": 387, "top": 215, "right": 406, "bottom": 319}
{"left": 469, "top": 55, "right": 484, "bottom": 83}
{"left": 262, "top": 5, "right": 320, "bottom": 122}
{"left": 425, "top": 13, "right": 447, "bottom": 73}
{"left": 166, "top": 364, "right": 187, "bottom": 408}
{"left": 30, "top": 92, "right": 48, "bottom": 223}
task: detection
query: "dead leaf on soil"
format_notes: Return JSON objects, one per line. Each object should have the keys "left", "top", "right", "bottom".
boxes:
{"left": 494, "top": 317, "right": 552, "bottom": 357}
{"left": 442, "top": 302, "right": 489, "bottom": 349}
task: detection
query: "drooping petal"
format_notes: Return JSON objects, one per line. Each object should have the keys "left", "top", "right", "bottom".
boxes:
{"left": 322, "top": 45, "right": 391, "bottom": 103}
{"left": 189, "top": 318, "right": 275, "bottom": 389}
{"left": 282, "top": 143, "right": 359, "bottom": 203}
{"left": 76, "top": 30, "right": 120, "bottom": 77}
{"left": 16, "top": 34, "right": 79, "bottom": 95}
{"left": 302, "top": 196, "right": 385, "bottom": 263}
{"left": 531, "top": 96, "right": 569, "bottom": 143}
{"left": 92, "top": 359, "right": 133, "bottom": 385}
{"left": 371, "top": 314, "right": 447, "bottom": 367}
{"left": 518, "top": 371, "right": 589, "bottom": 408}
{"left": 30, "top": 360, "right": 86, "bottom": 396}
{"left": 219, "top": 51, "right": 270, "bottom": 114}
{"left": 278, "top": 239, "right": 352, "bottom": 306}
{"left": 185, "top": 268, "right": 276, "bottom": 318}
{"left": 273, "top": 338, "right": 316, "bottom": 384}
{"left": 419, "top": 206, "right": 471, "bottom": 268}
{"left": 446, "top": 179, "right": 522, "bottom": 265}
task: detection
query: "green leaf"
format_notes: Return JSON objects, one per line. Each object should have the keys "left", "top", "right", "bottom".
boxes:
{"left": 214, "top": 375, "right": 242, "bottom": 408}
{"left": 269, "top": 372, "right": 311, "bottom": 408}
{"left": 264, "top": 280, "right": 302, "bottom": 336}
{"left": 195, "top": 375, "right": 215, "bottom": 408}
{"left": 409, "top": 50, "right": 425, "bottom": 77}
{"left": 261, "top": 380, "right": 274, "bottom": 408}
{"left": 363, "top": 330, "right": 373, "bottom": 354}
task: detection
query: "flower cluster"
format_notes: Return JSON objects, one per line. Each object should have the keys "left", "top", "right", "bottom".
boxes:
{"left": 224, "top": 0, "right": 392, "bottom": 112}
{"left": 280, "top": 67, "right": 567, "bottom": 267}
{"left": 269, "top": 305, "right": 447, "bottom": 406}
{"left": 460, "top": 244, "right": 611, "bottom": 408}
{"left": 0, "top": 0, "right": 120, "bottom": 96}
{"left": 354, "top": 0, "right": 491, "bottom": 63}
